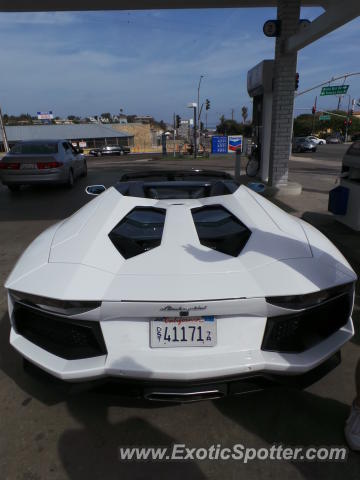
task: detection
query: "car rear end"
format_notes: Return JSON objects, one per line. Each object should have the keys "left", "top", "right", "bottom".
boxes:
{"left": 0, "top": 141, "right": 67, "bottom": 187}
{"left": 302, "top": 140, "right": 317, "bottom": 152}
{"left": 7, "top": 282, "right": 355, "bottom": 401}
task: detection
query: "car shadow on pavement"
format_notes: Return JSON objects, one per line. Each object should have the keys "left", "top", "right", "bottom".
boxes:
{"left": 0, "top": 180, "right": 92, "bottom": 222}
{"left": 0, "top": 312, "right": 178, "bottom": 410}
{"left": 215, "top": 388, "right": 360, "bottom": 479}
{"left": 0, "top": 312, "right": 72, "bottom": 406}
{"left": 58, "top": 398, "right": 206, "bottom": 480}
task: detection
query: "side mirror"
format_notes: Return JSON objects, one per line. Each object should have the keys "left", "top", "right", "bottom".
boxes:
{"left": 85, "top": 185, "right": 106, "bottom": 196}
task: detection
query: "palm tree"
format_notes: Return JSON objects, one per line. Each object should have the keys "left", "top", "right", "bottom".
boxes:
{"left": 241, "top": 106, "right": 248, "bottom": 124}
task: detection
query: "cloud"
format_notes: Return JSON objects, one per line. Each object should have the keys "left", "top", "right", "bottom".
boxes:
{"left": 0, "top": 12, "right": 77, "bottom": 25}
{"left": 0, "top": 9, "right": 358, "bottom": 122}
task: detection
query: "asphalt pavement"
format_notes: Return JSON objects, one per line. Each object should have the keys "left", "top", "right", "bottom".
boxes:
{"left": 1, "top": 147, "right": 360, "bottom": 480}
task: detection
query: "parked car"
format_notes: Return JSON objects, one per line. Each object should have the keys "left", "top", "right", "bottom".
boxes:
{"left": 0, "top": 140, "right": 87, "bottom": 192}
{"left": 326, "top": 136, "right": 342, "bottom": 144}
{"left": 306, "top": 135, "right": 326, "bottom": 145}
{"left": 5, "top": 169, "right": 356, "bottom": 402}
{"left": 341, "top": 141, "right": 360, "bottom": 178}
{"left": 89, "top": 145, "right": 130, "bottom": 156}
{"left": 292, "top": 137, "right": 317, "bottom": 153}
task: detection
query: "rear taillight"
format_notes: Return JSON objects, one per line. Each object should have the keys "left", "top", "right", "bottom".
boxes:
{"left": 37, "top": 161, "right": 63, "bottom": 169}
{"left": 0, "top": 162, "right": 20, "bottom": 170}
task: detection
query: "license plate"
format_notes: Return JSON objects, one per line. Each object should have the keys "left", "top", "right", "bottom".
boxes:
{"left": 22, "top": 163, "right": 35, "bottom": 169}
{"left": 150, "top": 316, "right": 216, "bottom": 348}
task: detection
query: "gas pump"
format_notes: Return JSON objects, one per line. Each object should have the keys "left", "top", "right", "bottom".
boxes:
{"left": 247, "top": 60, "right": 274, "bottom": 182}
{"left": 329, "top": 142, "right": 360, "bottom": 230}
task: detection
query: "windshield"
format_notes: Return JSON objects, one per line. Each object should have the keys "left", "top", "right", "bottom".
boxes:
{"left": 10, "top": 142, "right": 58, "bottom": 155}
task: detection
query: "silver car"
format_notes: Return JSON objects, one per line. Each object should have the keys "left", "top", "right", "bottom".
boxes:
{"left": 0, "top": 140, "right": 87, "bottom": 192}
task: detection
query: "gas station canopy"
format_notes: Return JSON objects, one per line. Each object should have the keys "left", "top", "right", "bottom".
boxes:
{"left": 0, "top": 0, "right": 333, "bottom": 11}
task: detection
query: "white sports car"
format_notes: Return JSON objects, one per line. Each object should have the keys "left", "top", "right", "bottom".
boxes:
{"left": 5, "top": 170, "right": 357, "bottom": 402}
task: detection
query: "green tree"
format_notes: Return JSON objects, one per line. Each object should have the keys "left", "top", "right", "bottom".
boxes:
{"left": 216, "top": 117, "right": 244, "bottom": 135}
{"left": 293, "top": 110, "right": 360, "bottom": 137}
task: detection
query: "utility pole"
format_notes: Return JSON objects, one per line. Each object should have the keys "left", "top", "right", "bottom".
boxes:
{"left": 337, "top": 76, "right": 347, "bottom": 110}
{"left": 0, "top": 107, "right": 9, "bottom": 152}
{"left": 337, "top": 95, "right": 342, "bottom": 110}
{"left": 187, "top": 102, "right": 198, "bottom": 158}
{"left": 311, "top": 96, "right": 317, "bottom": 134}
{"left": 173, "top": 112, "right": 176, "bottom": 158}
{"left": 197, "top": 75, "right": 204, "bottom": 151}
{"left": 193, "top": 105, "right": 197, "bottom": 159}
{"left": 231, "top": 109, "right": 234, "bottom": 121}
{"left": 345, "top": 96, "right": 351, "bottom": 142}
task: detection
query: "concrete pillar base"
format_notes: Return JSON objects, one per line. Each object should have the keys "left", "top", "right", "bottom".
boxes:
{"left": 264, "top": 181, "right": 302, "bottom": 197}
{"left": 236, "top": 174, "right": 302, "bottom": 197}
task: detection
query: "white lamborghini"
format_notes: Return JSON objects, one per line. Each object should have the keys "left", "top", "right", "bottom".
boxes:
{"left": 5, "top": 170, "right": 357, "bottom": 402}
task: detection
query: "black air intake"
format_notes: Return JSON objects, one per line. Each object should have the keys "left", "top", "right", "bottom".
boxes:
{"left": 262, "top": 284, "right": 354, "bottom": 353}
{"left": 13, "top": 303, "right": 107, "bottom": 360}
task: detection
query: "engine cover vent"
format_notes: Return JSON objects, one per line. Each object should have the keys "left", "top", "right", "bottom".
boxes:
{"left": 191, "top": 205, "right": 251, "bottom": 257}
{"left": 109, "top": 207, "right": 166, "bottom": 259}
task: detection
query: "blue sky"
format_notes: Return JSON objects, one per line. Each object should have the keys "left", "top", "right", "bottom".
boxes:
{"left": 0, "top": 7, "right": 359, "bottom": 126}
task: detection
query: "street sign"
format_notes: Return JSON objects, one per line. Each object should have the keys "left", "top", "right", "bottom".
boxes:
{"left": 320, "top": 85, "right": 349, "bottom": 96}
{"left": 319, "top": 115, "right": 331, "bottom": 121}
{"left": 211, "top": 136, "right": 228, "bottom": 154}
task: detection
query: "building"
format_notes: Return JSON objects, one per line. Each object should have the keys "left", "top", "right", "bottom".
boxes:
{"left": 1, "top": 124, "right": 134, "bottom": 151}
{"left": 134, "top": 115, "right": 153, "bottom": 124}
{"left": 111, "top": 122, "right": 159, "bottom": 152}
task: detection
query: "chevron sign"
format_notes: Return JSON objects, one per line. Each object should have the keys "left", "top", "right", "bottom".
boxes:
{"left": 228, "top": 135, "right": 243, "bottom": 153}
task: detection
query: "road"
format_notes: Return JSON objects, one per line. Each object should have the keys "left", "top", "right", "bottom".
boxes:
{"left": 293, "top": 143, "right": 347, "bottom": 163}
{"left": 1, "top": 148, "right": 360, "bottom": 480}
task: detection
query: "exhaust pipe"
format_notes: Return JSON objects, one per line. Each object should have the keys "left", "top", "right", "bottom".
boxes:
{"left": 144, "top": 387, "right": 226, "bottom": 403}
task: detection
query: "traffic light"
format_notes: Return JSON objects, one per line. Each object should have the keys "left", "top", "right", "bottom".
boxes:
{"left": 175, "top": 115, "right": 181, "bottom": 129}
{"left": 312, "top": 106, "right": 316, "bottom": 115}
{"left": 295, "top": 73, "right": 299, "bottom": 91}
{"left": 349, "top": 118, "right": 353, "bottom": 126}
{"left": 205, "top": 99, "right": 210, "bottom": 110}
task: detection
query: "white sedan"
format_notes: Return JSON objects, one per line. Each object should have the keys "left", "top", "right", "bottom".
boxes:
{"left": 306, "top": 136, "right": 326, "bottom": 145}
{"left": 5, "top": 170, "right": 356, "bottom": 402}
